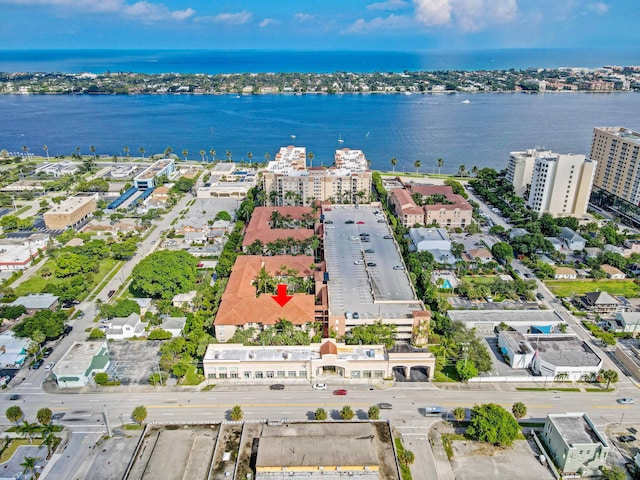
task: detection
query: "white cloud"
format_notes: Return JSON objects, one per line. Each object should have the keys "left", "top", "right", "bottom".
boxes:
{"left": 206, "top": 10, "right": 252, "bottom": 25}
{"left": 0, "top": 0, "right": 196, "bottom": 21}
{"left": 367, "top": 0, "right": 409, "bottom": 11}
{"left": 294, "top": 13, "right": 314, "bottom": 22}
{"left": 586, "top": 2, "right": 609, "bottom": 15}
{"left": 346, "top": 14, "right": 412, "bottom": 33}
{"left": 259, "top": 18, "right": 276, "bottom": 28}
{"left": 413, "top": 0, "right": 518, "bottom": 31}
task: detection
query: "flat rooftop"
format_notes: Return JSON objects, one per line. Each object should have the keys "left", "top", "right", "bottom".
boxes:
{"left": 204, "top": 343, "right": 386, "bottom": 362}
{"left": 548, "top": 414, "right": 604, "bottom": 446}
{"left": 45, "top": 194, "right": 95, "bottom": 213}
{"left": 323, "top": 205, "right": 421, "bottom": 319}
{"left": 256, "top": 423, "right": 379, "bottom": 469}
{"left": 529, "top": 335, "right": 602, "bottom": 367}
{"left": 55, "top": 341, "right": 107, "bottom": 377}
{"left": 448, "top": 310, "right": 564, "bottom": 324}
{"left": 136, "top": 158, "right": 174, "bottom": 180}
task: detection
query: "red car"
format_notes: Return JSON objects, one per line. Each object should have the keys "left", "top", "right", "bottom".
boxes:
{"left": 356, "top": 221, "right": 365, "bottom": 224}
{"left": 197, "top": 262, "right": 204, "bottom": 267}
{"left": 333, "top": 389, "right": 348, "bottom": 395}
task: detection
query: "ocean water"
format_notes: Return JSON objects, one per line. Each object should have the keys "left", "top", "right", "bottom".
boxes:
{"left": 1, "top": 92, "right": 639, "bottom": 173}
{"left": 1, "top": 48, "right": 640, "bottom": 74}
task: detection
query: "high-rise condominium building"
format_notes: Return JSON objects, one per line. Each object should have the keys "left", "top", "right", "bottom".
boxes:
{"left": 590, "top": 127, "right": 640, "bottom": 204}
{"left": 262, "top": 146, "right": 372, "bottom": 206}
{"left": 506, "top": 148, "right": 552, "bottom": 197}
{"left": 526, "top": 153, "right": 596, "bottom": 218}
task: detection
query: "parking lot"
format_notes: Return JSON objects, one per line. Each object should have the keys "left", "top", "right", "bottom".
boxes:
{"left": 323, "top": 205, "right": 417, "bottom": 319}
{"left": 106, "top": 341, "right": 163, "bottom": 385}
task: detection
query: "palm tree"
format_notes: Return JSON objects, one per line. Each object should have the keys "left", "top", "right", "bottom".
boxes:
{"left": 512, "top": 402, "right": 527, "bottom": 419}
{"left": 132, "top": 405, "right": 147, "bottom": 425}
{"left": 22, "top": 145, "right": 29, "bottom": 156}
{"left": 17, "top": 420, "right": 39, "bottom": 444}
{"left": 314, "top": 408, "right": 327, "bottom": 421}
{"left": 90, "top": 145, "right": 96, "bottom": 159}
{"left": 112, "top": 154, "right": 118, "bottom": 164}
{"left": 308, "top": 151, "right": 314, "bottom": 167}
{"left": 368, "top": 405, "right": 380, "bottom": 420}
{"left": 75, "top": 146, "right": 81, "bottom": 158}
{"left": 602, "top": 369, "right": 619, "bottom": 389}
{"left": 42, "top": 432, "right": 57, "bottom": 458}
{"left": 123, "top": 146, "right": 129, "bottom": 158}
{"left": 139, "top": 147, "right": 145, "bottom": 159}
{"left": 226, "top": 150, "right": 232, "bottom": 162}
{"left": 390, "top": 157, "right": 397, "bottom": 173}
{"left": 453, "top": 407, "right": 466, "bottom": 422}
{"left": 229, "top": 405, "right": 243, "bottom": 421}
{"left": 264, "top": 152, "right": 271, "bottom": 162}
{"left": 414, "top": 159, "right": 421, "bottom": 173}
{"left": 199, "top": 150, "right": 206, "bottom": 162}
{"left": 247, "top": 152, "right": 253, "bottom": 165}
{"left": 339, "top": 405, "right": 355, "bottom": 420}
{"left": 209, "top": 149, "right": 216, "bottom": 162}
{"left": 181, "top": 149, "right": 188, "bottom": 161}
{"left": 437, "top": 157, "right": 444, "bottom": 175}
{"left": 471, "top": 165, "right": 479, "bottom": 177}
{"left": 42, "top": 145, "right": 49, "bottom": 160}
{"left": 164, "top": 146, "right": 173, "bottom": 157}
{"left": 457, "top": 164, "right": 468, "bottom": 178}
{"left": 20, "top": 456, "right": 38, "bottom": 479}
{"left": 31, "top": 330, "right": 45, "bottom": 356}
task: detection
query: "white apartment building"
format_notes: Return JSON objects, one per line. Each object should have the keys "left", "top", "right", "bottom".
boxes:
{"left": 526, "top": 152, "right": 596, "bottom": 218}
{"left": 506, "top": 148, "right": 551, "bottom": 197}
{"left": 591, "top": 127, "right": 640, "bottom": 204}
{"left": 262, "top": 146, "right": 372, "bottom": 206}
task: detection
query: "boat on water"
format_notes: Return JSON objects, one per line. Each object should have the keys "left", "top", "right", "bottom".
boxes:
{"left": 461, "top": 99, "right": 471, "bottom": 104}
{"left": 338, "top": 133, "right": 344, "bottom": 143}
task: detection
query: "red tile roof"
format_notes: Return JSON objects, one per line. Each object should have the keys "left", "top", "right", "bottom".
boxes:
{"left": 214, "top": 255, "right": 316, "bottom": 326}
{"left": 242, "top": 206, "right": 316, "bottom": 247}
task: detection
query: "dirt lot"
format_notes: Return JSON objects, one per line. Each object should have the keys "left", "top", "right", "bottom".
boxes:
{"left": 107, "top": 340, "right": 163, "bottom": 384}
{"left": 450, "top": 437, "right": 553, "bottom": 480}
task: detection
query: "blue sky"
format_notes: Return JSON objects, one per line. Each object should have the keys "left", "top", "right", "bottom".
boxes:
{"left": 0, "top": 0, "right": 636, "bottom": 50}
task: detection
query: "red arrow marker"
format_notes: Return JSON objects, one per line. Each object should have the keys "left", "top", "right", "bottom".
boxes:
{"left": 272, "top": 284, "right": 293, "bottom": 307}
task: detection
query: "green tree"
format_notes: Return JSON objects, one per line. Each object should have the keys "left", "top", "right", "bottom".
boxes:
{"left": 466, "top": 403, "right": 520, "bottom": 446}
{"left": 42, "top": 432, "right": 57, "bottom": 458}
{"left": 130, "top": 250, "right": 198, "bottom": 299}
{"left": 601, "top": 369, "right": 619, "bottom": 389}
{"left": 398, "top": 449, "right": 415, "bottom": 466}
{"left": 456, "top": 359, "right": 478, "bottom": 382}
{"left": 314, "top": 408, "right": 327, "bottom": 421}
{"left": 414, "top": 159, "right": 421, "bottom": 173}
{"left": 17, "top": 420, "right": 39, "bottom": 444}
{"left": 343, "top": 320, "right": 397, "bottom": 349}
{"left": 390, "top": 157, "right": 397, "bottom": 173}
{"left": 340, "top": 406, "right": 355, "bottom": 420}
{"left": 368, "top": 405, "right": 380, "bottom": 420}
{"left": 491, "top": 242, "right": 514, "bottom": 264}
{"left": 132, "top": 405, "right": 148, "bottom": 425}
{"left": 6, "top": 405, "right": 23, "bottom": 424}
{"left": 511, "top": 402, "right": 527, "bottom": 419}
{"left": 229, "top": 405, "right": 243, "bottom": 421}
{"left": 89, "top": 328, "right": 105, "bottom": 339}
{"left": 37, "top": 407, "right": 52, "bottom": 425}
{"left": 600, "top": 466, "right": 627, "bottom": 480}
{"left": 94, "top": 372, "right": 109, "bottom": 385}
{"left": 437, "top": 157, "right": 444, "bottom": 175}
{"left": 452, "top": 407, "right": 466, "bottom": 422}
{"left": 148, "top": 329, "right": 173, "bottom": 340}
{"left": 20, "top": 456, "right": 38, "bottom": 479}
{"left": 600, "top": 333, "right": 617, "bottom": 348}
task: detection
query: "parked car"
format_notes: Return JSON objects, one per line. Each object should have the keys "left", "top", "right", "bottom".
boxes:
{"left": 44, "top": 362, "right": 55, "bottom": 372}
{"left": 354, "top": 260, "right": 364, "bottom": 265}
{"left": 366, "top": 262, "right": 377, "bottom": 267}
{"left": 617, "top": 398, "right": 634, "bottom": 404}
{"left": 618, "top": 435, "right": 636, "bottom": 443}
{"left": 269, "top": 384, "right": 285, "bottom": 390}
{"left": 393, "top": 265, "right": 405, "bottom": 270}
{"left": 108, "top": 290, "right": 116, "bottom": 297}
{"left": 353, "top": 312, "right": 359, "bottom": 319}
{"left": 32, "top": 359, "right": 44, "bottom": 369}
{"left": 43, "top": 347, "right": 54, "bottom": 358}
{"left": 324, "top": 220, "right": 333, "bottom": 224}
{"left": 9, "top": 394, "right": 21, "bottom": 401}
{"left": 345, "top": 220, "right": 354, "bottom": 224}
{"left": 313, "top": 383, "right": 327, "bottom": 390}
{"left": 536, "top": 293, "right": 545, "bottom": 300}
{"left": 333, "top": 389, "right": 347, "bottom": 395}
{"left": 383, "top": 235, "right": 393, "bottom": 239}
{"left": 377, "top": 403, "right": 393, "bottom": 410}
{"left": 364, "top": 249, "right": 375, "bottom": 254}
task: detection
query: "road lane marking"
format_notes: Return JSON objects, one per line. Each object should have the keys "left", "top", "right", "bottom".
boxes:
{"left": 147, "top": 402, "right": 370, "bottom": 409}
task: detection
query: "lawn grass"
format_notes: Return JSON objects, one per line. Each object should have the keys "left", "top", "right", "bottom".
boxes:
{"left": 585, "top": 387, "right": 615, "bottom": 392}
{"left": 462, "top": 275, "right": 498, "bottom": 286}
{"left": 545, "top": 279, "right": 640, "bottom": 298}
{"left": 16, "top": 258, "right": 118, "bottom": 297}
{"left": 394, "top": 438, "right": 413, "bottom": 480}
{"left": 0, "top": 439, "right": 43, "bottom": 463}
{"left": 516, "top": 387, "right": 581, "bottom": 392}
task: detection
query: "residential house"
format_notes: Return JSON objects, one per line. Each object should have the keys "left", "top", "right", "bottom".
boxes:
{"left": 579, "top": 291, "right": 628, "bottom": 316}
{"left": 546, "top": 237, "right": 563, "bottom": 252}
{"left": 132, "top": 298, "right": 152, "bottom": 316}
{"left": 0, "top": 331, "right": 29, "bottom": 368}
{"left": 541, "top": 413, "right": 609, "bottom": 475}
{"left": 508, "top": 228, "right": 529, "bottom": 240}
{"left": 554, "top": 267, "right": 577, "bottom": 280}
{"left": 558, "top": 227, "right": 586, "bottom": 251}
{"left": 409, "top": 227, "right": 454, "bottom": 266}
{"left": 623, "top": 239, "right": 640, "bottom": 257}
{"left": 159, "top": 316, "right": 186, "bottom": 337}
{"left": 584, "top": 247, "right": 601, "bottom": 259}
{"left": 175, "top": 217, "right": 207, "bottom": 243}
{"left": 462, "top": 248, "right": 494, "bottom": 264}
{"left": 104, "top": 313, "right": 146, "bottom": 340}
{"left": 10, "top": 293, "right": 58, "bottom": 314}
{"left": 606, "top": 312, "right": 640, "bottom": 336}
{"left": 600, "top": 264, "right": 626, "bottom": 279}
{"left": 172, "top": 291, "right": 198, "bottom": 312}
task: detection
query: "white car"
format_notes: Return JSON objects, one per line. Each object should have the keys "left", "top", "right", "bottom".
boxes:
{"left": 313, "top": 383, "right": 327, "bottom": 390}
{"left": 44, "top": 362, "right": 55, "bottom": 371}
